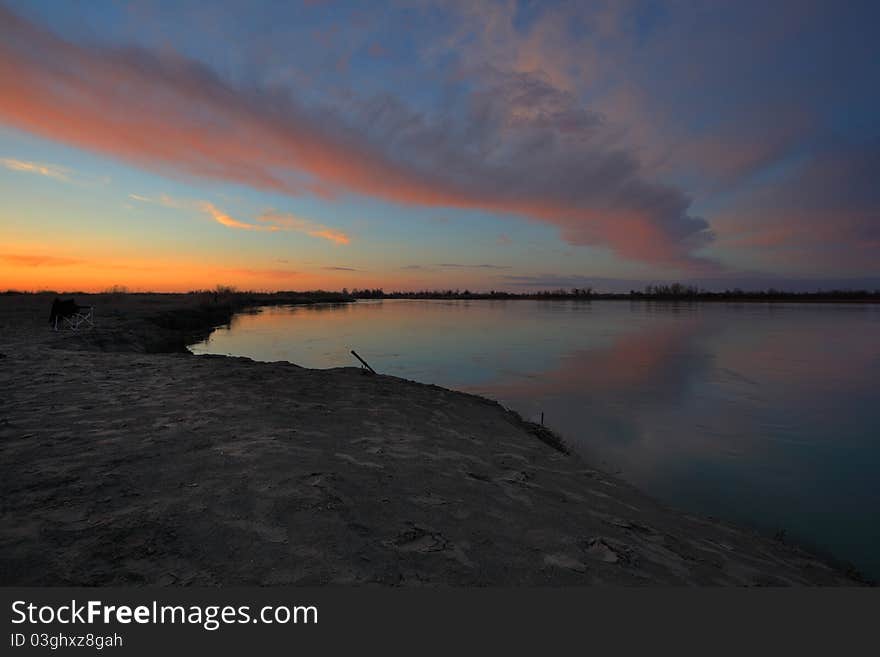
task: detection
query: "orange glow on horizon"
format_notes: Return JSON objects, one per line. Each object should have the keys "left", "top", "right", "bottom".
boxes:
{"left": 0, "top": 247, "right": 438, "bottom": 293}
{"left": 0, "top": 248, "right": 310, "bottom": 293}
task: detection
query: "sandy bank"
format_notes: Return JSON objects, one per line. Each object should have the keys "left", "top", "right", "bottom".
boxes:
{"left": 0, "top": 294, "right": 866, "bottom": 585}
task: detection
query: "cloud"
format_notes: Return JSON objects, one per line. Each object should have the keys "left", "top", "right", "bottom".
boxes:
{"left": 322, "top": 266, "right": 358, "bottom": 271}
{"left": 712, "top": 141, "right": 880, "bottom": 274}
{"left": 399, "top": 263, "right": 510, "bottom": 271}
{"left": 501, "top": 274, "right": 607, "bottom": 289}
{"left": 436, "top": 263, "right": 510, "bottom": 269}
{"left": 0, "top": 253, "right": 83, "bottom": 267}
{"left": 0, "top": 5, "right": 712, "bottom": 268}
{"left": 128, "top": 192, "right": 190, "bottom": 209}
{"left": 367, "top": 42, "right": 387, "bottom": 58}
{"left": 422, "top": 0, "right": 879, "bottom": 274}
{"left": 129, "top": 193, "right": 350, "bottom": 244}
{"left": 223, "top": 267, "right": 300, "bottom": 279}
{"left": 1, "top": 157, "right": 69, "bottom": 181}
{"left": 258, "top": 211, "right": 350, "bottom": 244}
{"left": 201, "top": 202, "right": 271, "bottom": 232}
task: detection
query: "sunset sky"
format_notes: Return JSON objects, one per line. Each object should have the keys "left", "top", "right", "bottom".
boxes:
{"left": 1, "top": 0, "right": 878, "bottom": 292}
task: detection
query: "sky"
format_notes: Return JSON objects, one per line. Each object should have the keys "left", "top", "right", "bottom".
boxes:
{"left": 1, "top": 0, "right": 878, "bottom": 292}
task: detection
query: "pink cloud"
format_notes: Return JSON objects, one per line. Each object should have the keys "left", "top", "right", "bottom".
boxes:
{"left": 711, "top": 143, "right": 880, "bottom": 274}
{"left": 367, "top": 42, "right": 387, "bottom": 58}
{"left": 0, "top": 5, "right": 712, "bottom": 268}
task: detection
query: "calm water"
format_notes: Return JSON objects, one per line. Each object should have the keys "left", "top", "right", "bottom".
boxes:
{"left": 191, "top": 299, "right": 880, "bottom": 577}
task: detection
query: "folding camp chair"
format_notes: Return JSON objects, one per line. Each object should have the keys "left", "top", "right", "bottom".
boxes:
{"left": 49, "top": 298, "right": 95, "bottom": 331}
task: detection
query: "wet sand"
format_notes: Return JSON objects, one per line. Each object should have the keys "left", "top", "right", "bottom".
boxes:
{"left": 0, "top": 293, "right": 866, "bottom": 585}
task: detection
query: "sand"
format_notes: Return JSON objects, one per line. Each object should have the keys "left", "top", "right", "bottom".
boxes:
{"left": 0, "top": 293, "right": 865, "bottom": 585}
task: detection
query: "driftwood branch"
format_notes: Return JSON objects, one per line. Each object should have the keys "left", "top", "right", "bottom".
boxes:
{"left": 350, "top": 350, "right": 377, "bottom": 374}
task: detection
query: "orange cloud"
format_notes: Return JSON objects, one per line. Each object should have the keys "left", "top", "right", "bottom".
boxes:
{"left": 200, "top": 204, "right": 350, "bottom": 244}
{"left": 129, "top": 194, "right": 350, "bottom": 243}
{"left": 257, "top": 211, "right": 350, "bottom": 244}
{"left": 223, "top": 267, "right": 300, "bottom": 279}
{"left": 1, "top": 253, "right": 83, "bottom": 267}
{"left": 307, "top": 229, "right": 349, "bottom": 245}
{"left": 200, "top": 202, "right": 276, "bottom": 232}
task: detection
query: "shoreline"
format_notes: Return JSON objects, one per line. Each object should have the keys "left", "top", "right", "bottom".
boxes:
{"left": 0, "top": 293, "right": 870, "bottom": 585}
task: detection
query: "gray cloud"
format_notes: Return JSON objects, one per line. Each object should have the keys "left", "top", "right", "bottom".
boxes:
{"left": 436, "top": 263, "right": 511, "bottom": 269}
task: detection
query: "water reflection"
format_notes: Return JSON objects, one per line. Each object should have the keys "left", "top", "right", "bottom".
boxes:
{"left": 191, "top": 300, "right": 880, "bottom": 577}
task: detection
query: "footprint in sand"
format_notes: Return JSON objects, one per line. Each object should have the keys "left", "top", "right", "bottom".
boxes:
{"left": 391, "top": 526, "right": 449, "bottom": 553}
{"left": 583, "top": 537, "right": 634, "bottom": 564}
{"left": 411, "top": 493, "right": 448, "bottom": 507}
{"left": 335, "top": 452, "right": 383, "bottom": 469}
{"left": 543, "top": 553, "right": 588, "bottom": 573}
{"left": 606, "top": 517, "right": 661, "bottom": 540}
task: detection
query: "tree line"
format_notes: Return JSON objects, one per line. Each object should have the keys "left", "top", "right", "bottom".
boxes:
{"left": 340, "top": 285, "right": 879, "bottom": 301}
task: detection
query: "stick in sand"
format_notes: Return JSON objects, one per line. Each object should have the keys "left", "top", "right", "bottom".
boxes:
{"left": 350, "top": 350, "right": 377, "bottom": 374}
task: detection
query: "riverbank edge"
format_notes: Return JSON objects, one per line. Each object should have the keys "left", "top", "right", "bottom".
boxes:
{"left": 171, "top": 298, "right": 573, "bottom": 456}
{"left": 179, "top": 299, "right": 880, "bottom": 584}
{"left": 147, "top": 293, "right": 356, "bottom": 353}
{"left": 23, "top": 293, "right": 872, "bottom": 584}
